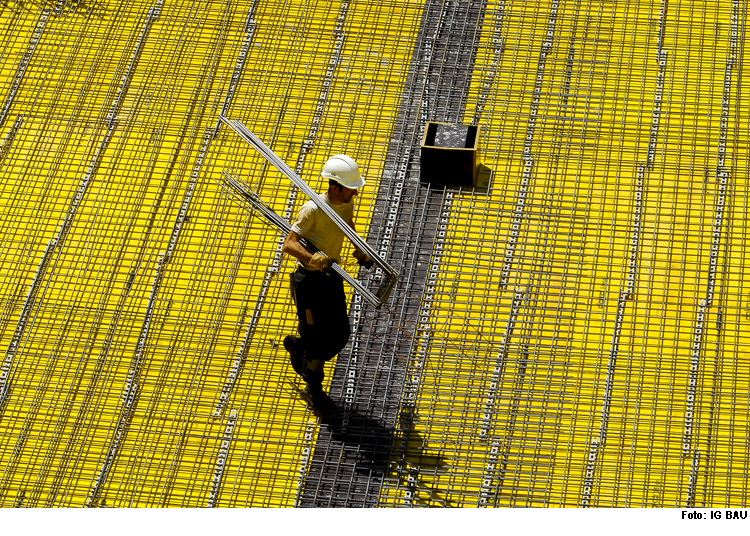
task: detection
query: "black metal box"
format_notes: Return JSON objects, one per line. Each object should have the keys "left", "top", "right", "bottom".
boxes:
{"left": 420, "top": 122, "right": 480, "bottom": 187}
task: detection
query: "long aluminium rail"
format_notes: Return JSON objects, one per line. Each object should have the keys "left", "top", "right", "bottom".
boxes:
{"left": 218, "top": 116, "right": 398, "bottom": 309}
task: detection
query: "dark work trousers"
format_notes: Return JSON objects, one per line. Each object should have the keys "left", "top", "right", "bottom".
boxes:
{"left": 289, "top": 266, "right": 350, "bottom": 394}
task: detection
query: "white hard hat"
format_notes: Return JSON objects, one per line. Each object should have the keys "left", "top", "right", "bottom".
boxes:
{"left": 321, "top": 154, "right": 365, "bottom": 189}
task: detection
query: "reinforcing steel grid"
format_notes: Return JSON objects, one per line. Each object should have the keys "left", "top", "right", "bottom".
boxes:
{"left": 0, "top": 0, "right": 748, "bottom": 508}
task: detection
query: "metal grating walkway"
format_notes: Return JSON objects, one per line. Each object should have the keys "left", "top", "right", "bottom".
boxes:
{"left": 297, "top": 0, "right": 488, "bottom": 507}
{"left": 0, "top": 0, "right": 748, "bottom": 508}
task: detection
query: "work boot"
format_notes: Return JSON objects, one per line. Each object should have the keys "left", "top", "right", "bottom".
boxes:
{"left": 300, "top": 387, "right": 335, "bottom": 418}
{"left": 283, "top": 335, "right": 304, "bottom": 376}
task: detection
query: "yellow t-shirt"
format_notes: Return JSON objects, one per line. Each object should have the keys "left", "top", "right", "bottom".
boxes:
{"left": 291, "top": 193, "right": 354, "bottom": 269}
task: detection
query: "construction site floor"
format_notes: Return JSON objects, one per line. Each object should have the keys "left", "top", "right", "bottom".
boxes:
{"left": 0, "top": 0, "right": 748, "bottom": 507}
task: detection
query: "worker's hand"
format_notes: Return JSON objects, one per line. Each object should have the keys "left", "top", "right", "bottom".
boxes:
{"left": 353, "top": 248, "right": 374, "bottom": 269}
{"left": 309, "top": 252, "right": 335, "bottom": 272}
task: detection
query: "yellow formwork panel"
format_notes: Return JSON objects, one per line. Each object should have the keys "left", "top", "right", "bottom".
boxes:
{"left": 377, "top": 0, "right": 750, "bottom": 507}
{"left": 0, "top": 0, "right": 425, "bottom": 507}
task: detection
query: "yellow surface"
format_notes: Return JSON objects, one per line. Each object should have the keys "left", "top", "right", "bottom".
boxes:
{"left": 0, "top": 0, "right": 749, "bottom": 508}
{"left": 0, "top": 0, "right": 425, "bottom": 507}
{"left": 377, "top": 0, "right": 750, "bottom": 507}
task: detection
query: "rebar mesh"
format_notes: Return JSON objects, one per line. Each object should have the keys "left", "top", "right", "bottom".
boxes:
{"left": 0, "top": 0, "right": 748, "bottom": 508}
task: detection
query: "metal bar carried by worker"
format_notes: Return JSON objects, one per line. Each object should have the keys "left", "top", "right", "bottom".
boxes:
{"left": 217, "top": 117, "right": 399, "bottom": 309}
{"left": 218, "top": 169, "right": 383, "bottom": 306}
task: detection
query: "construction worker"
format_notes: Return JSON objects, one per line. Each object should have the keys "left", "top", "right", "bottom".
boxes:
{"left": 282, "top": 154, "right": 373, "bottom": 417}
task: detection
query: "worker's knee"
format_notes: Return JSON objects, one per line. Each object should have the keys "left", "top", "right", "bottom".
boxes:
{"left": 305, "top": 359, "right": 323, "bottom": 373}
{"left": 298, "top": 311, "right": 350, "bottom": 362}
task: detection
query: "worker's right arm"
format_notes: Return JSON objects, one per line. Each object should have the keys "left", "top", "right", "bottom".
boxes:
{"left": 283, "top": 231, "right": 332, "bottom": 272}
{"left": 283, "top": 231, "right": 314, "bottom": 265}
{"left": 283, "top": 231, "right": 316, "bottom": 324}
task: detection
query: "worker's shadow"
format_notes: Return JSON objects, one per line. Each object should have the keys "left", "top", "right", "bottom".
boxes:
{"left": 321, "top": 410, "right": 394, "bottom": 477}
{"left": 322, "top": 407, "right": 453, "bottom": 505}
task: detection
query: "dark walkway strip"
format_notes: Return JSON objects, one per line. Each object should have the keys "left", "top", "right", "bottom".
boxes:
{"left": 298, "top": 0, "right": 489, "bottom": 508}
